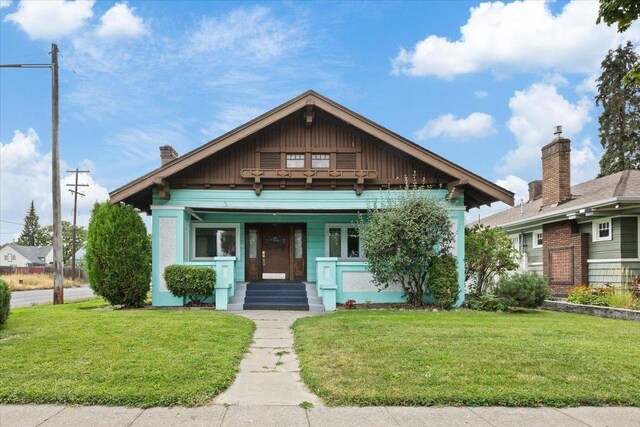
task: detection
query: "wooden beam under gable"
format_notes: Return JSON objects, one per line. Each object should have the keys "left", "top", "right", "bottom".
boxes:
{"left": 154, "top": 178, "right": 171, "bottom": 200}
{"left": 446, "top": 178, "right": 467, "bottom": 201}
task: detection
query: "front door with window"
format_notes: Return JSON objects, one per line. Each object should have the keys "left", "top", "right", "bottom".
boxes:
{"left": 245, "top": 224, "right": 306, "bottom": 281}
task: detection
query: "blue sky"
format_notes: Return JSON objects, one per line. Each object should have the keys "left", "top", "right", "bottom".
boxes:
{"left": 1, "top": 0, "right": 639, "bottom": 242}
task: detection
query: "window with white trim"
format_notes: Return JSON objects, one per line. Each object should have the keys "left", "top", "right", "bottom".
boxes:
{"left": 532, "top": 231, "right": 543, "bottom": 249}
{"left": 286, "top": 154, "right": 305, "bottom": 168}
{"left": 325, "top": 224, "right": 363, "bottom": 258}
{"left": 192, "top": 224, "right": 240, "bottom": 259}
{"left": 510, "top": 234, "right": 521, "bottom": 253}
{"left": 592, "top": 219, "right": 612, "bottom": 242}
{"left": 311, "top": 154, "right": 330, "bottom": 168}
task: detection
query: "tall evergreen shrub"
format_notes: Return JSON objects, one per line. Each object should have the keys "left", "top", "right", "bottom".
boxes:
{"left": 0, "top": 279, "right": 10, "bottom": 326}
{"left": 85, "top": 202, "right": 151, "bottom": 308}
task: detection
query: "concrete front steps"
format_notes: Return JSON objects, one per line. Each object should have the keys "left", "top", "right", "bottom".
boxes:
{"left": 227, "top": 282, "right": 324, "bottom": 312}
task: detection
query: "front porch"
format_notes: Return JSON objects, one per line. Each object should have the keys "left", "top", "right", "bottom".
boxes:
{"left": 151, "top": 189, "right": 466, "bottom": 310}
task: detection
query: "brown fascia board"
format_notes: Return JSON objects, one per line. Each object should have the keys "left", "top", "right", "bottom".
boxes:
{"left": 110, "top": 90, "right": 514, "bottom": 207}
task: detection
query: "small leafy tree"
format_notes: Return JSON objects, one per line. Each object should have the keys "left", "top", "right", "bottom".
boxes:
{"left": 465, "top": 224, "right": 519, "bottom": 296}
{"left": 85, "top": 202, "right": 151, "bottom": 308}
{"left": 16, "top": 201, "right": 47, "bottom": 246}
{"left": 358, "top": 189, "right": 454, "bottom": 306}
{"left": 164, "top": 265, "right": 216, "bottom": 305}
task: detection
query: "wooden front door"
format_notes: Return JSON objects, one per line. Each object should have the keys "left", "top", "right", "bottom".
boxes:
{"left": 245, "top": 224, "right": 306, "bottom": 281}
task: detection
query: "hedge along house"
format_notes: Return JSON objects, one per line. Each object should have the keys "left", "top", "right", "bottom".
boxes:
{"left": 478, "top": 126, "right": 640, "bottom": 296}
{"left": 109, "top": 91, "right": 513, "bottom": 311}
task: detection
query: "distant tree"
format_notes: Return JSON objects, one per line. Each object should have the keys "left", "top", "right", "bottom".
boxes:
{"left": 15, "top": 201, "right": 47, "bottom": 246}
{"left": 358, "top": 188, "right": 454, "bottom": 306}
{"left": 597, "top": 0, "right": 640, "bottom": 86}
{"left": 465, "top": 224, "right": 519, "bottom": 296}
{"left": 595, "top": 42, "right": 640, "bottom": 177}
{"left": 40, "top": 221, "right": 88, "bottom": 264}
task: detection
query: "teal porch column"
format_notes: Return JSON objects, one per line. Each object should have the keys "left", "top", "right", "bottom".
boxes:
{"left": 214, "top": 256, "right": 236, "bottom": 310}
{"left": 316, "top": 257, "right": 338, "bottom": 311}
{"left": 151, "top": 206, "right": 188, "bottom": 307}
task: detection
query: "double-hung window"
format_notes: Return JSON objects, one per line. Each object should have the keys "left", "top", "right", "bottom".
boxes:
{"left": 286, "top": 154, "right": 305, "bottom": 168}
{"left": 532, "top": 231, "right": 543, "bottom": 249}
{"left": 325, "top": 224, "right": 363, "bottom": 258}
{"left": 592, "top": 219, "right": 612, "bottom": 242}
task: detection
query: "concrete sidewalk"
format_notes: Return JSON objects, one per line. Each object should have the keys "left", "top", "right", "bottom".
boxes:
{"left": 2, "top": 404, "right": 639, "bottom": 426}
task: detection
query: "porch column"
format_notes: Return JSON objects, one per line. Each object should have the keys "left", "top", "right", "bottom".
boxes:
{"left": 214, "top": 256, "right": 236, "bottom": 310}
{"left": 151, "top": 206, "right": 187, "bottom": 307}
{"left": 316, "top": 257, "right": 338, "bottom": 311}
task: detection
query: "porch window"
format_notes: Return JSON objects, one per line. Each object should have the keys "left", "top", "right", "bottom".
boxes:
{"left": 592, "top": 219, "right": 612, "bottom": 242}
{"left": 325, "top": 224, "right": 363, "bottom": 259}
{"left": 311, "top": 154, "right": 330, "bottom": 168}
{"left": 286, "top": 154, "right": 305, "bottom": 168}
{"left": 193, "top": 225, "right": 238, "bottom": 258}
{"left": 532, "top": 231, "right": 543, "bottom": 249}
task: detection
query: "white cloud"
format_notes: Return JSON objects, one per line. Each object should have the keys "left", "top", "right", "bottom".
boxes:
{"left": 576, "top": 74, "right": 599, "bottom": 94}
{"left": 392, "top": 0, "right": 639, "bottom": 79}
{"left": 4, "top": 0, "right": 94, "bottom": 40}
{"left": 0, "top": 129, "right": 109, "bottom": 243}
{"left": 496, "top": 175, "right": 529, "bottom": 204}
{"left": 0, "top": 0, "right": 12, "bottom": 9}
{"left": 187, "top": 6, "right": 303, "bottom": 62}
{"left": 201, "top": 104, "right": 264, "bottom": 138}
{"left": 571, "top": 137, "right": 600, "bottom": 184}
{"left": 415, "top": 112, "right": 496, "bottom": 141}
{"left": 465, "top": 174, "right": 527, "bottom": 224}
{"left": 474, "top": 90, "right": 488, "bottom": 98}
{"left": 96, "top": 2, "right": 146, "bottom": 39}
{"left": 542, "top": 72, "right": 569, "bottom": 87}
{"left": 498, "top": 82, "right": 591, "bottom": 174}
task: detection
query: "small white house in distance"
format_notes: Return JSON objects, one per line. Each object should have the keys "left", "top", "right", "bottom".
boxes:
{"left": 0, "top": 243, "right": 53, "bottom": 267}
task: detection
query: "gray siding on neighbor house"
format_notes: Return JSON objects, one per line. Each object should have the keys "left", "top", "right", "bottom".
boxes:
{"left": 589, "top": 261, "right": 640, "bottom": 286}
{"left": 579, "top": 218, "right": 621, "bottom": 260}
{"left": 620, "top": 217, "right": 638, "bottom": 259}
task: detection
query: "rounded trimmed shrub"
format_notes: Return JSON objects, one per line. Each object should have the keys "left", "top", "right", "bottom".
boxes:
{"left": 164, "top": 265, "right": 216, "bottom": 304}
{"left": 427, "top": 254, "right": 459, "bottom": 309}
{"left": 85, "top": 202, "right": 151, "bottom": 308}
{"left": 0, "top": 279, "right": 10, "bottom": 326}
{"left": 494, "top": 272, "right": 549, "bottom": 308}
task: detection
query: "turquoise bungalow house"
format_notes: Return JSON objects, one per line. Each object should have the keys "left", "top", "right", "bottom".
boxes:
{"left": 109, "top": 91, "right": 513, "bottom": 311}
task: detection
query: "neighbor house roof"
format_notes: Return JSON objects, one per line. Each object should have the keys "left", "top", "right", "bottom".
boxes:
{"left": 109, "top": 90, "right": 513, "bottom": 210}
{"left": 478, "top": 170, "right": 640, "bottom": 229}
{"left": 1, "top": 243, "right": 52, "bottom": 265}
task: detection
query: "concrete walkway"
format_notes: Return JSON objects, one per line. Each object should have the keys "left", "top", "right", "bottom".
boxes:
{"left": 10, "top": 285, "right": 94, "bottom": 308}
{"left": 2, "top": 404, "right": 639, "bottom": 427}
{"left": 215, "top": 310, "right": 322, "bottom": 406}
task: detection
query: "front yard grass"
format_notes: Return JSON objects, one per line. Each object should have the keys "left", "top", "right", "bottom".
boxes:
{"left": 0, "top": 299, "right": 254, "bottom": 407}
{"left": 293, "top": 310, "right": 640, "bottom": 407}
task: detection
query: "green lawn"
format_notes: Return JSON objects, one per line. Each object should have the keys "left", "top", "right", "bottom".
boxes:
{"left": 293, "top": 310, "right": 640, "bottom": 407}
{"left": 0, "top": 299, "right": 254, "bottom": 407}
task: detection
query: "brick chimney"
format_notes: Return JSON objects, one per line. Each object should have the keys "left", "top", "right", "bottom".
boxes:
{"left": 159, "top": 145, "right": 178, "bottom": 166}
{"left": 528, "top": 180, "right": 543, "bottom": 202}
{"left": 541, "top": 125, "right": 571, "bottom": 206}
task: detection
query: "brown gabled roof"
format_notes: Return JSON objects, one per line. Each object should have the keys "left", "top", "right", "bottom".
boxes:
{"left": 109, "top": 90, "right": 513, "bottom": 209}
{"left": 478, "top": 170, "right": 640, "bottom": 229}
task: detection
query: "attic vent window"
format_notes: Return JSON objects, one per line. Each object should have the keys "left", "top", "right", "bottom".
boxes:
{"left": 260, "top": 152, "right": 281, "bottom": 169}
{"left": 286, "top": 154, "right": 305, "bottom": 168}
{"left": 336, "top": 153, "right": 356, "bottom": 169}
{"left": 312, "top": 154, "right": 330, "bottom": 168}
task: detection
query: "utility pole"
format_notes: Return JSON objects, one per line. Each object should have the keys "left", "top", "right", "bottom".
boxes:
{"left": 0, "top": 43, "right": 64, "bottom": 304}
{"left": 51, "top": 44, "right": 64, "bottom": 304}
{"left": 66, "top": 168, "right": 89, "bottom": 279}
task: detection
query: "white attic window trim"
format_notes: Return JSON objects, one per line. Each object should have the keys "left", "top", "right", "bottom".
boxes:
{"left": 592, "top": 218, "right": 612, "bottom": 242}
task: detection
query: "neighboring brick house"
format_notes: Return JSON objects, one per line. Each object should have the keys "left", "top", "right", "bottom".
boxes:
{"left": 0, "top": 243, "right": 53, "bottom": 267}
{"left": 478, "top": 127, "right": 640, "bottom": 296}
